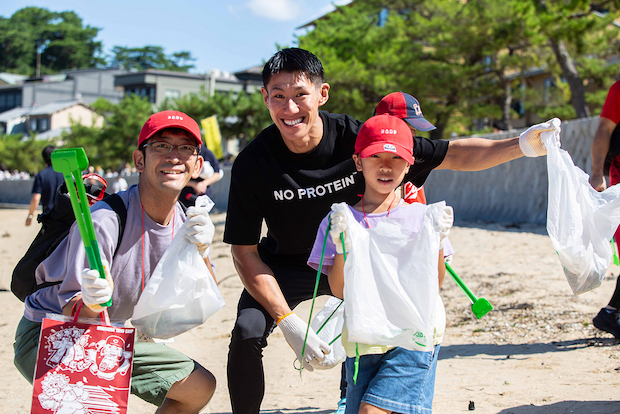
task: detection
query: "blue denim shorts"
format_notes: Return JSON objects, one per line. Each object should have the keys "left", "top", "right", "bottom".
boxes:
{"left": 344, "top": 345, "right": 440, "bottom": 414}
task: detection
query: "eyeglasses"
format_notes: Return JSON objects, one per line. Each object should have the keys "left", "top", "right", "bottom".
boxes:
{"left": 142, "top": 141, "right": 198, "bottom": 157}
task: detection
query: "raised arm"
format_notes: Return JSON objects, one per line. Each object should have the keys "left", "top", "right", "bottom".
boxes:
{"left": 230, "top": 244, "right": 291, "bottom": 320}
{"left": 590, "top": 117, "right": 617, "bottom": 192}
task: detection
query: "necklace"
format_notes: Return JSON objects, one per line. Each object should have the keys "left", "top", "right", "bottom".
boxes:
{"left": 360, "top": 192, "right": 396, "bottom": 228}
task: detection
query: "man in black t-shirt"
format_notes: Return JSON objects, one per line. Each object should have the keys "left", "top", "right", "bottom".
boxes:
{"left": 223, "top": 48, "right": 557, "bottom": 414}
{"left": 26, "top": 145, "right": 64, "bottom": 226}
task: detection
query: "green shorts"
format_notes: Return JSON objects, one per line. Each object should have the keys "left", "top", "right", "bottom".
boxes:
{"left": 13, "top": 316, "right": 196, "bottom": 406}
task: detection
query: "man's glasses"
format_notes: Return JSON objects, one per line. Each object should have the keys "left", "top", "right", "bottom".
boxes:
{"left": 143, "top": 141, "right": 198, "bottom": 157}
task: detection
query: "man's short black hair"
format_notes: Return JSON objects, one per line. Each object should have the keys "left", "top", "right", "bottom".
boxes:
{"left": 42, "top": 145, "right": 57, "bottom": 166}
{"left": 262, "top": 48, "right": 325, "bottom": 88}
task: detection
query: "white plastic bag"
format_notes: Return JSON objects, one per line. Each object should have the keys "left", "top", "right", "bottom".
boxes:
{"left": 545, "top": 131, "right": 620, "bottom": 294}
{"left": 309, "top": 296, "right": 346, "bottom": 369}
{"left": 131, "top": 196, "right": 225, "bottom": 338}
{"left": 335, "top": 202, "right": 443, "bottom": 352}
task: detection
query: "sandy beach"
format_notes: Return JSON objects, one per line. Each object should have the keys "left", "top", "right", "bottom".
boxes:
{"left": 1, "top": 207, "right": 619, "bottom": 413}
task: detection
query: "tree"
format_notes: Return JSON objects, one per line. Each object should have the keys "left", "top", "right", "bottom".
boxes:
{"left": 0, "top": 7, "right": 104, "bottom": 75}
{"left": 63, "top": 95, "right": 153, "bottom": 170}
{"left": 161, "top": 88, "right": 272, "bottom": 150}
{"left": 110, "top": 46, "right": 196, "bottom": 72}
{"left": 529, "top": 0, "right": 620, "bottom": 119}
{"left": 0, "top": 133, "right": 52, "bottom": 174}
{"left": 298, "top": 0, "right": 620, "bottom": 138}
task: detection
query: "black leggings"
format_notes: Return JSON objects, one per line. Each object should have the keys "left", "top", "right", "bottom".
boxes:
{"left": 226, "top": 254, "right": 345, "bottom": 414}
{"left": 608, "top": 275, "right": 620, "bottom": 309}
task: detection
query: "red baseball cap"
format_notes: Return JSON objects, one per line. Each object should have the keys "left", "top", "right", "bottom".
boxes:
{"left": 355, "top": 114, "right": 414, "bottom": 165}
{"left": 138, "top": 110, "right": 202, "bottom": 148}
{"left": 375, "top": 92, "right": 436, "bottom": 132}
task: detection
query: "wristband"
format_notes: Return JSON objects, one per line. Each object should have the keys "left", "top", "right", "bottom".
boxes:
{"left": 276, "top": 312, "right": 294, "bottom": 325}
{"left": 27, "top": 214, "right": 33, "bottom": 219}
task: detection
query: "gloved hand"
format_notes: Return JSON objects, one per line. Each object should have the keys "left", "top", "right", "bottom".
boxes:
{"left": 278, "top": 313, "right": 331, "bottom": 371}
{"left": 329, "top": 210, "right": 351, "bottom": 254}
{"left": 185, "top": 206, "right": 215, "bottom": 258}
{"left": 438, "top": 206, "right": 454, "bottom": 249}
{"left": 308, "top": 349, "right": 341, "bottom": 370}
{"left": 519, "top": 118, "right": 561, "bottom": 157}
{"left": 81, "top": 260, "right": 113, "bottom": 313}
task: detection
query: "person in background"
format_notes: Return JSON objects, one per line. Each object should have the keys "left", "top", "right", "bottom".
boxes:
{"left": 26, "top": 145, "right": 64, "bottom": 226}
{"left": 180, "top": 145, "right": 223, "bottom": 208}
{"left": 589, "top": 79, "right": 620, "bottom": 338}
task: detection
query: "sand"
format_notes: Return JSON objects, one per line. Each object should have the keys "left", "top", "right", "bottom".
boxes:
{"left": 1, "top": 208, "right": 619, "bottom": 413}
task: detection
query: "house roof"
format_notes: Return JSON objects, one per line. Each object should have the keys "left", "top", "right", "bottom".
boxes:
{"left": 35, "top": 127, "right": 71, "bottom": 141}
{"left": 0, "top": 106, "right": 30, "bottom": 123}
{"left": 28, "top": 100, "right": 84, "bottom": 116}
{"left": 0, "top": 73, "right": 27, "bottom": 86}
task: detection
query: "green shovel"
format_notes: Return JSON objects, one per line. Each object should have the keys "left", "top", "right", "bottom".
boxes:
{"left": 445, "top": 262, "right": 491, "bottom": 319}
{"left": 51, "top": 147, "right": 112, "bottom": 308}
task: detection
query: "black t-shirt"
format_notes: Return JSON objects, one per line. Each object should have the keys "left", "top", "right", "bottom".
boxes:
{"left": 223, "top": 110, "right": 448, "bottom": 268}
{"left": 32, "top": 165, "right": 65, "bottom": 214}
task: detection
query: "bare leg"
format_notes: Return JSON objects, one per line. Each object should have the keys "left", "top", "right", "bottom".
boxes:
{"left": 155, "top": 365, "right": 216, "bottom": 414}
{"left": 359, "top": 402, "right": 391, "bottom": 414}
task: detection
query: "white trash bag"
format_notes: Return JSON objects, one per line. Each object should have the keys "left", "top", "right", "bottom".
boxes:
{"left": 309, "top": 296, "right": 346, "bottom": 369}
{"left": 131, "top": 196, "right": 225, "bottom": 338}
{"left": 334, "top": 201, "right": 442, "bottom": 352}
{"left": 545, "top": 126, "right": 620, "bottom": 294}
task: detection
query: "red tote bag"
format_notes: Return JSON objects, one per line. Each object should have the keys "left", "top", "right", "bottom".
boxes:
{"left": 31, "top": 305, "right": 135, "bottom": 414}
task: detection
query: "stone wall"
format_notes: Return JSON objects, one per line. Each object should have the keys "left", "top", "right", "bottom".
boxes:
{"left": 0, "top": 117, "right": 600, "bottom": 224}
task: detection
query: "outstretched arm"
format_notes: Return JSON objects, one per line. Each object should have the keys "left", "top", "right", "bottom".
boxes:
{"left": 590, "top": 117, "right": 617, "bottom": 192}
{"left": 437, "top": 118, "right": 561, "bottom": 171}
{"left": 437, "top": 137, "right": 523, "bottom": 171}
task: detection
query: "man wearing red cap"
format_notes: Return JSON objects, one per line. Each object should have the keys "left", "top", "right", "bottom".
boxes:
{"left": 224, "top": 48, "right": 561, "bottom": 414}
{"left": 14, "top": 111, "right": 217, "bottom": 414}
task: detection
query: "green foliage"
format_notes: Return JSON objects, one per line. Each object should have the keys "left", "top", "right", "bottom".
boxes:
{"left": 298, "top": 0, "right": 620, "bottom": 137}
{"left": 0, "top": 7, "right": 104, "bottom": 75}
{"left": 63, "top": 95, "right": 153, "bottom": 170}
{"left": 0, "top": 133, "right": 53, "bottom": 174}
{"left": 111, "top": 46, "right": 196, "bottom": 72}
{"left": 161, "top": 88, "right": 272, "bottom": 148}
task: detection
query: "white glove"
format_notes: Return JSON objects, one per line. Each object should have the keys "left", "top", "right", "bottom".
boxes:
{"left": 278, "top": 313, "right": 331, "bottom": 372}
{"left": 329, "top": 211, "right": 351, "bottom": 254}
{"left": 519, "top": 118, "right": 561, "bottom": 157}
{"left": 185, "top": 206, "right": 215, "bottom": 258}
{"left": 438, "top": 206, "right": 454, "bottom": 249}
{"left": 81, "top": 261, "right": 113, "bottom": 313}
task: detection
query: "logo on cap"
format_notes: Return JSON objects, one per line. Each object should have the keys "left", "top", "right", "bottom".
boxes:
{"left": 383, "top": 143, "right": 396, "bottom": 152}
{"left": 168, "top": 115, "right": 184, "bottom": 120}
{"left": 412, "top": 103, "right": 422, "bottom": 116}
{"left": 381, "top": 129, "right": 398, "bottom": 135}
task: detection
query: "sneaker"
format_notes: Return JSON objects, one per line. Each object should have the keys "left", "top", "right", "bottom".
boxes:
{"left": 593, "top": 308, "right": 620, "bottom": 338}
{"left": 333, "top": 397, "right": 346, "bottom": 414}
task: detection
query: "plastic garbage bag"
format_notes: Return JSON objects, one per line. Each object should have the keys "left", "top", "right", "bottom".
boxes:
{"left": 334, "top": 201, "right": 443, "bottom": 352}
{"left": 309, "top": 296, "right": 346, "bottom": 369}
{"left": 131, "top": 196, "right": 225, "bottom": 338}
{"left": 545, "top": 127, "right": 620, "bottom": 294}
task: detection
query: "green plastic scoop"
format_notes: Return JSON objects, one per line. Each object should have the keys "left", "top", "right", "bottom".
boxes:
{"left": 445, "top": 262, "right": 491, "bottom": 319}
{"left": 51, "top": 147, "right": 112, "bottom": 308}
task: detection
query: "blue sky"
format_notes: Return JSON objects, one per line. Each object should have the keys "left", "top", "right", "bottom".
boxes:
{"left": 1, "top": 0, "right": 352, "bottom": 74}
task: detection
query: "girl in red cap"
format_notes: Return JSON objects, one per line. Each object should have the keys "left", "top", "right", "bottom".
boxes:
{"left": 308, "top": 114, "right": 453, "bottom": 414}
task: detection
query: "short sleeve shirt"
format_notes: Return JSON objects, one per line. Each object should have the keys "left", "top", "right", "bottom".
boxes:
{"left": 601, "top": 80, "right": 620, "bottom": 124}
{"left": 31, "top": 165, "right": 65, "bottom": 214}
{"left": 223, "top": 110, "right": 449, "bottom": 269}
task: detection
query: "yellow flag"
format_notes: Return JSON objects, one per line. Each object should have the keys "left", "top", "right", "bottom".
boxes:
{"left": 200, "top": 115, "right": 223, "bottom": 159}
